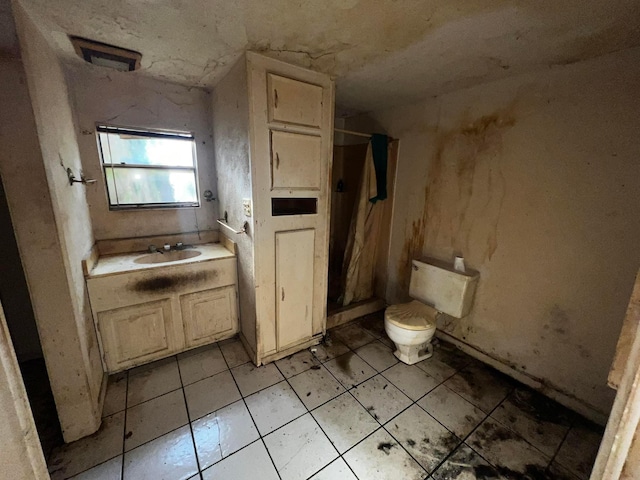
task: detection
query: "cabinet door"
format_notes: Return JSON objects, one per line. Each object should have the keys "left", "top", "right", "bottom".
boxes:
{"left": 267, "top": 74, "right": 323, "bottom": 128}
{"left": 276, "top": 229, "right": 315, "bottom": 350}
{"left": 271, "top": 130, "right": 322, "bottom": 191}
{"left": 98, "top": 299, "right": 176, "bottom": 372}
{"left": 180, "top": 286, "right": 238, "bottom": 348}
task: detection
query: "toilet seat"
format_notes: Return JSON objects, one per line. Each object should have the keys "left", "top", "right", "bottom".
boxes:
{"left": 385, "top": 301, "right": 438, "bottom": 331}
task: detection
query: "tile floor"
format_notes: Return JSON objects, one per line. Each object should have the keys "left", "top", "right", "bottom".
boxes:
{"left": 47, "top": 314, "right": 604, "bottom": 480}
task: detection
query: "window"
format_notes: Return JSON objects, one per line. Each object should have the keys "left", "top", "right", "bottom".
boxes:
{"left": 97, "top": 125, "right": 199, "bottom": 209}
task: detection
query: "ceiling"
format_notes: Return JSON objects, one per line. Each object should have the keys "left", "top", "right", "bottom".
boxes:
{"left": 12, "top": 0, "right": 640, "bottom": 112}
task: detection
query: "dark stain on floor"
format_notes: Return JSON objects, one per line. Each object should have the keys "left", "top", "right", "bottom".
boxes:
{"left": 335, "top": 352, "right": 354, "bottom": 373}
{"left": 377, "top": 442, "right": 396, "bottom": 455}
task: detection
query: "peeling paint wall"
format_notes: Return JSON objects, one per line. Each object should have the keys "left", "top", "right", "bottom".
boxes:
{"left": 11, "top": 4, "right": 104, "bottom": 441}
{"left": 371, "top": 47, "right": 640, "bottom": 419}
{"left": 211, "top": 57, "right": 256, "bottom": 349}
{"left": 66, "top": 62, "right": 218, "bottom": 241}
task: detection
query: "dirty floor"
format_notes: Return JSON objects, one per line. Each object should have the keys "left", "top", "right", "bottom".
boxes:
{"left": 47, "top": 313, "right": 603, "bottom": 479}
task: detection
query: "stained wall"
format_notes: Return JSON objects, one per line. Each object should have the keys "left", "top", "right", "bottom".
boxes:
{"left": 66, "top": 63, "right": 218, "bottom": 241}
{"left": 370, "top": 47, "right": 640, "bottom": 421}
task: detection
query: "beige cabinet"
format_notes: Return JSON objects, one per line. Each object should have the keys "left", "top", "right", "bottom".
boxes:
{"left": 181, "top": 286, "right": 237, "bottom": 348}
{"left": 213, "top": 53, "right": 333, "bottom": 365}
{"left": 98, "top": 299, "right": 178, "bottom": 372}
{"left": 87, "top": 256, "right": 239, "bottom": 373}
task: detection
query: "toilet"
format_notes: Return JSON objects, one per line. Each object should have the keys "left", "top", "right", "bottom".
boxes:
{"left": 385, "top": 258, "right": 479, "bottom": 365}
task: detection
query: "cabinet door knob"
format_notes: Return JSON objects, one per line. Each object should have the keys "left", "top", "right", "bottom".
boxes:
{"left": 275, "top": 152, "right": 280, "bottom": 169}
{"left": 274, "top": 89, "right": 279, "bottom": 108}
{"left": 281, "top": 287, "right": 285, "bottom": 301}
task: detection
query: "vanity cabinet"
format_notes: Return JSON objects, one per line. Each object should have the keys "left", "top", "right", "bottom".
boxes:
{"left": 86, "top": 245, "right": 238, "bottom": 373}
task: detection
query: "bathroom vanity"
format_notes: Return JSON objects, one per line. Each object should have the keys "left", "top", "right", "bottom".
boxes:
{"left": 85, "top": 243, "right": 238, "bottom": 373}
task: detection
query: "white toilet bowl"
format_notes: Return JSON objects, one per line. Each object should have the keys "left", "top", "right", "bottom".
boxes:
{"left": 384, "top": 300, "right": 437, "bottom": 365}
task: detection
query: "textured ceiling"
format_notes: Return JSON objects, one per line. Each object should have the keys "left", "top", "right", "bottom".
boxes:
{"left": 14, "top": 0, "right": 640, "bottom": 111}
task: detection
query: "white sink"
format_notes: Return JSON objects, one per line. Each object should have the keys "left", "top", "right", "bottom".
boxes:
{"left": 134, "top": 250, "right": 202, "bottom": 264}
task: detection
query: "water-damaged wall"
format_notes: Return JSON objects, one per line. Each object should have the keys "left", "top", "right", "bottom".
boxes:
{"left": 66, "top": 63, "right": 218, "bottom": 241}
{"left": 371, "top": 47, "right": 640, "bottom": 421}
{"left": 211, "top": 57, "right": 256, "bottom": 351}
{"left": 10, "top": 4, "right": 104, "bottom": 441}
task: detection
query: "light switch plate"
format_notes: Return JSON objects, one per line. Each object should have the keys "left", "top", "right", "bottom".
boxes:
{"left": 242, "top": 199, "right": 252, "bottom": 217}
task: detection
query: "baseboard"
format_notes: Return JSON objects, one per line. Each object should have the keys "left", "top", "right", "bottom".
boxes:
{"left": 327, "top": 298, "right": 386, "bottom": 329}
{"left": 238, "top": 331, "right": 258, "bottom": 366}
{"left": 260, "top": 335, "right": 323, "bottom": 365}
{"left": 435, "top": 330, "right": 609, "bottom": 426}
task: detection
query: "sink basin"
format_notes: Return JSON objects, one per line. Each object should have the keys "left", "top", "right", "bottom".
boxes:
{"left": 134, "top": 250, "right": 202, "bottom": 264}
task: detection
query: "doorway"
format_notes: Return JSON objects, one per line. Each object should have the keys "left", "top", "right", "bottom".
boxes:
{"left": 0, "top": 177, "right": 62, "bottom": 460}
{"left": 327, "top": 136, "right": 398, "bottom": 326}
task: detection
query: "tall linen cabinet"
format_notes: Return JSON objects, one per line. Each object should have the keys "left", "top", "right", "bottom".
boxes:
{"left": 213, "top": 52, "right": 334, "bottom": 365}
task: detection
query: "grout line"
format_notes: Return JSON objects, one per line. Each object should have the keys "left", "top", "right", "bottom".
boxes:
{"left": 120, "top": 370, "right": 128, "bottom": 480}
{"left": 176, "top": 355, "right": 204, "bottom": 477}
{"left": 221, "top": 345, "right": 282, "bottom": 480}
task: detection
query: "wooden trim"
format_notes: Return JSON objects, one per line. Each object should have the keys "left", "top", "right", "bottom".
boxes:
{"left": 82, "top": 244, "right": 100, "bottom": 277}
{"left": 327, "top": 298, "right": 386, "bottom": 330}
{"left": 260, "top": 335, "right": 323, "bottom": 365}
{"left": 591, "top": 270, "right": 640, "bottom": 479}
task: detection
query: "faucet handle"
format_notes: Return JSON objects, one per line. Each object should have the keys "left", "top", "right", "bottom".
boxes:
{"left": 148, "top": 245, "right": 157, "bottom": 253}
{"left": 164, "top": 244, "right": 171, "bottom": 251}
{"left": 176, "top": 242, "right": 184, "bottom": 250}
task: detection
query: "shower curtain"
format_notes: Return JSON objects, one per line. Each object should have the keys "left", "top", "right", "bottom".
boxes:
{"left": 340, "top": 140, "right": 386, "bottom": 306}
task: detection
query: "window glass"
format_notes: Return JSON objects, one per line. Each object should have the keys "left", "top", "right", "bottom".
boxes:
{"left": 97, "top": 126, "right": 199, "bottom": 209}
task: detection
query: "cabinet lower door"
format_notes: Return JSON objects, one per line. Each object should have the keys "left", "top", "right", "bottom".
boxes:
{"left": 276, "top": 229, "right": 315, "bottom": 350}
{"left": 98, "top": 299, "right": 177, "bottom": 372}
{"left": 180, "top": 286, "right": 238, "bottom": 348}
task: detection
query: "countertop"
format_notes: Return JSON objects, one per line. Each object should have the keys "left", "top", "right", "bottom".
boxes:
{"left": 88, "top": 243, "right": 235, "bottom": 278}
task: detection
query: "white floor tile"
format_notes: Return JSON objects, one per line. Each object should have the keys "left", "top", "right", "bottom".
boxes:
{"left": 219, "top": 338, "right": 250, "bottom": 368}
{"left": 343, "top": 428, "right": 426, "bottom": 480}
{"left": 123, "top": 425, "right": 198, "bottom": 480}
{"left": 351, "top": 374, "right": 412, "bottom": 423}
{"left": 312, "top": 339, "right": 350, "bottom": 362}
{"left": 309, "top": 457, "right": 357, "bottom": 480}
{"left": 357, "top": 313, "right": 386, "bottom": 339}
{"left": 324, "top": 352, "right": 377, "bottom": 389}
{"left": 467, "top": 417, "right": 550, "bottom": 476}
{"left": 178, "top": 344, "right": 228, "bottom": 386}
{"left": 386, "top": 404, "right": 460, "bottom": 473}
{"left": 49, "top": 411, "right": 124, "bottom": 480}
{"left": 264, "top": 414, "right": 338, "bottom": 480}
{"left": 418, "top": 384, "right": 486, "bottom": 438}
{"left": 184, "top": 369, "right": 241, "bottom": 420}
{"left": 69, "top": 455, "right": 122, "bottom": 480}
{"left": 415, "top": 355, "right": 457, "bottom": 382}
{"left": 312, "top": 392, "right": 380, "bottom": 453}
{"left": 124, "top": 389, "right": 188, "bottom": 451}
{"left": 288, "top": 365, "right": 345, "bottom": 410}
{"left": 355, "top": 341, "right": 398, "bottom": 372}
{"left": 332, "top": 323, "right": 376, "bottom": 350}
{"left": 491, "top": 388, "right": 571, "bottom": 457}
{"left": 555, "top": 423, "right": 603, "bottom": 480}
{"left": 382, "top": 362, "right": 440, "bottom": 401}
{"left": 192, "top": 399, "right": 259, "bottom": 470}
{"left": 444, "top": 364, "right": 512, "bottom": 413}
{"left": 245, "top": 381, "right": 307, "bottom": 435}
{"left": 201, "top": 440, "right": 279, "bottom": 480}
{"left": 127, "top": 357, "right": 181, "bottom": 407}
{"left": 431, "top": 444, "right": 501, "bottom": 480}
{"left": 103, "top": 372, "right": 127, "bottom": 417}
{"left": 231, "top": 362, "right": 284, "bottom": 396}
{"left": 275, "top": 349, "right": 318, "bottom": 378}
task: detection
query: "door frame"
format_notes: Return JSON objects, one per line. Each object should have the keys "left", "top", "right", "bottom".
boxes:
{"left": 0, "top": 299, "right": 49, "bottom": 479}
{"left": 591, "top": 270, "right": 640, "bottom": 479}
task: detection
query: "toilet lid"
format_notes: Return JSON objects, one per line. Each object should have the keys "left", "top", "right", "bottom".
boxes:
{"left": 386, "top": 301, "right": 438, "bottom": 331}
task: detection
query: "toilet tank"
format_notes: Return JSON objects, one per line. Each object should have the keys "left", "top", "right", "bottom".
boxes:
{"left": 409, "top": 258, "right": 479, "bottom": 318}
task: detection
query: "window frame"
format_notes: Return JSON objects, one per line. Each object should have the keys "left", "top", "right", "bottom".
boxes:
{"left": 96, "top": 124, "right": 201, "bottom": 211}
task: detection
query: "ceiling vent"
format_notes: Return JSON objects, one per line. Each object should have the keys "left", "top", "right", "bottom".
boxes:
{"left": 70, "top": 36, "right": 141, "bottom": 72}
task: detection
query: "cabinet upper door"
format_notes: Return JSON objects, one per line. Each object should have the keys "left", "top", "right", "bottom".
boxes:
{"left": 268, "top": 74, "right": 323, "bottom": 128}
{"left": 270, "top": 130, "right": 322, "bottom": 191}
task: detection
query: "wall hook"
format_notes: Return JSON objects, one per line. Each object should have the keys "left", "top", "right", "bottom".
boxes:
{"left": 67, "top": 168, "right": 97, "bottom": 186}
